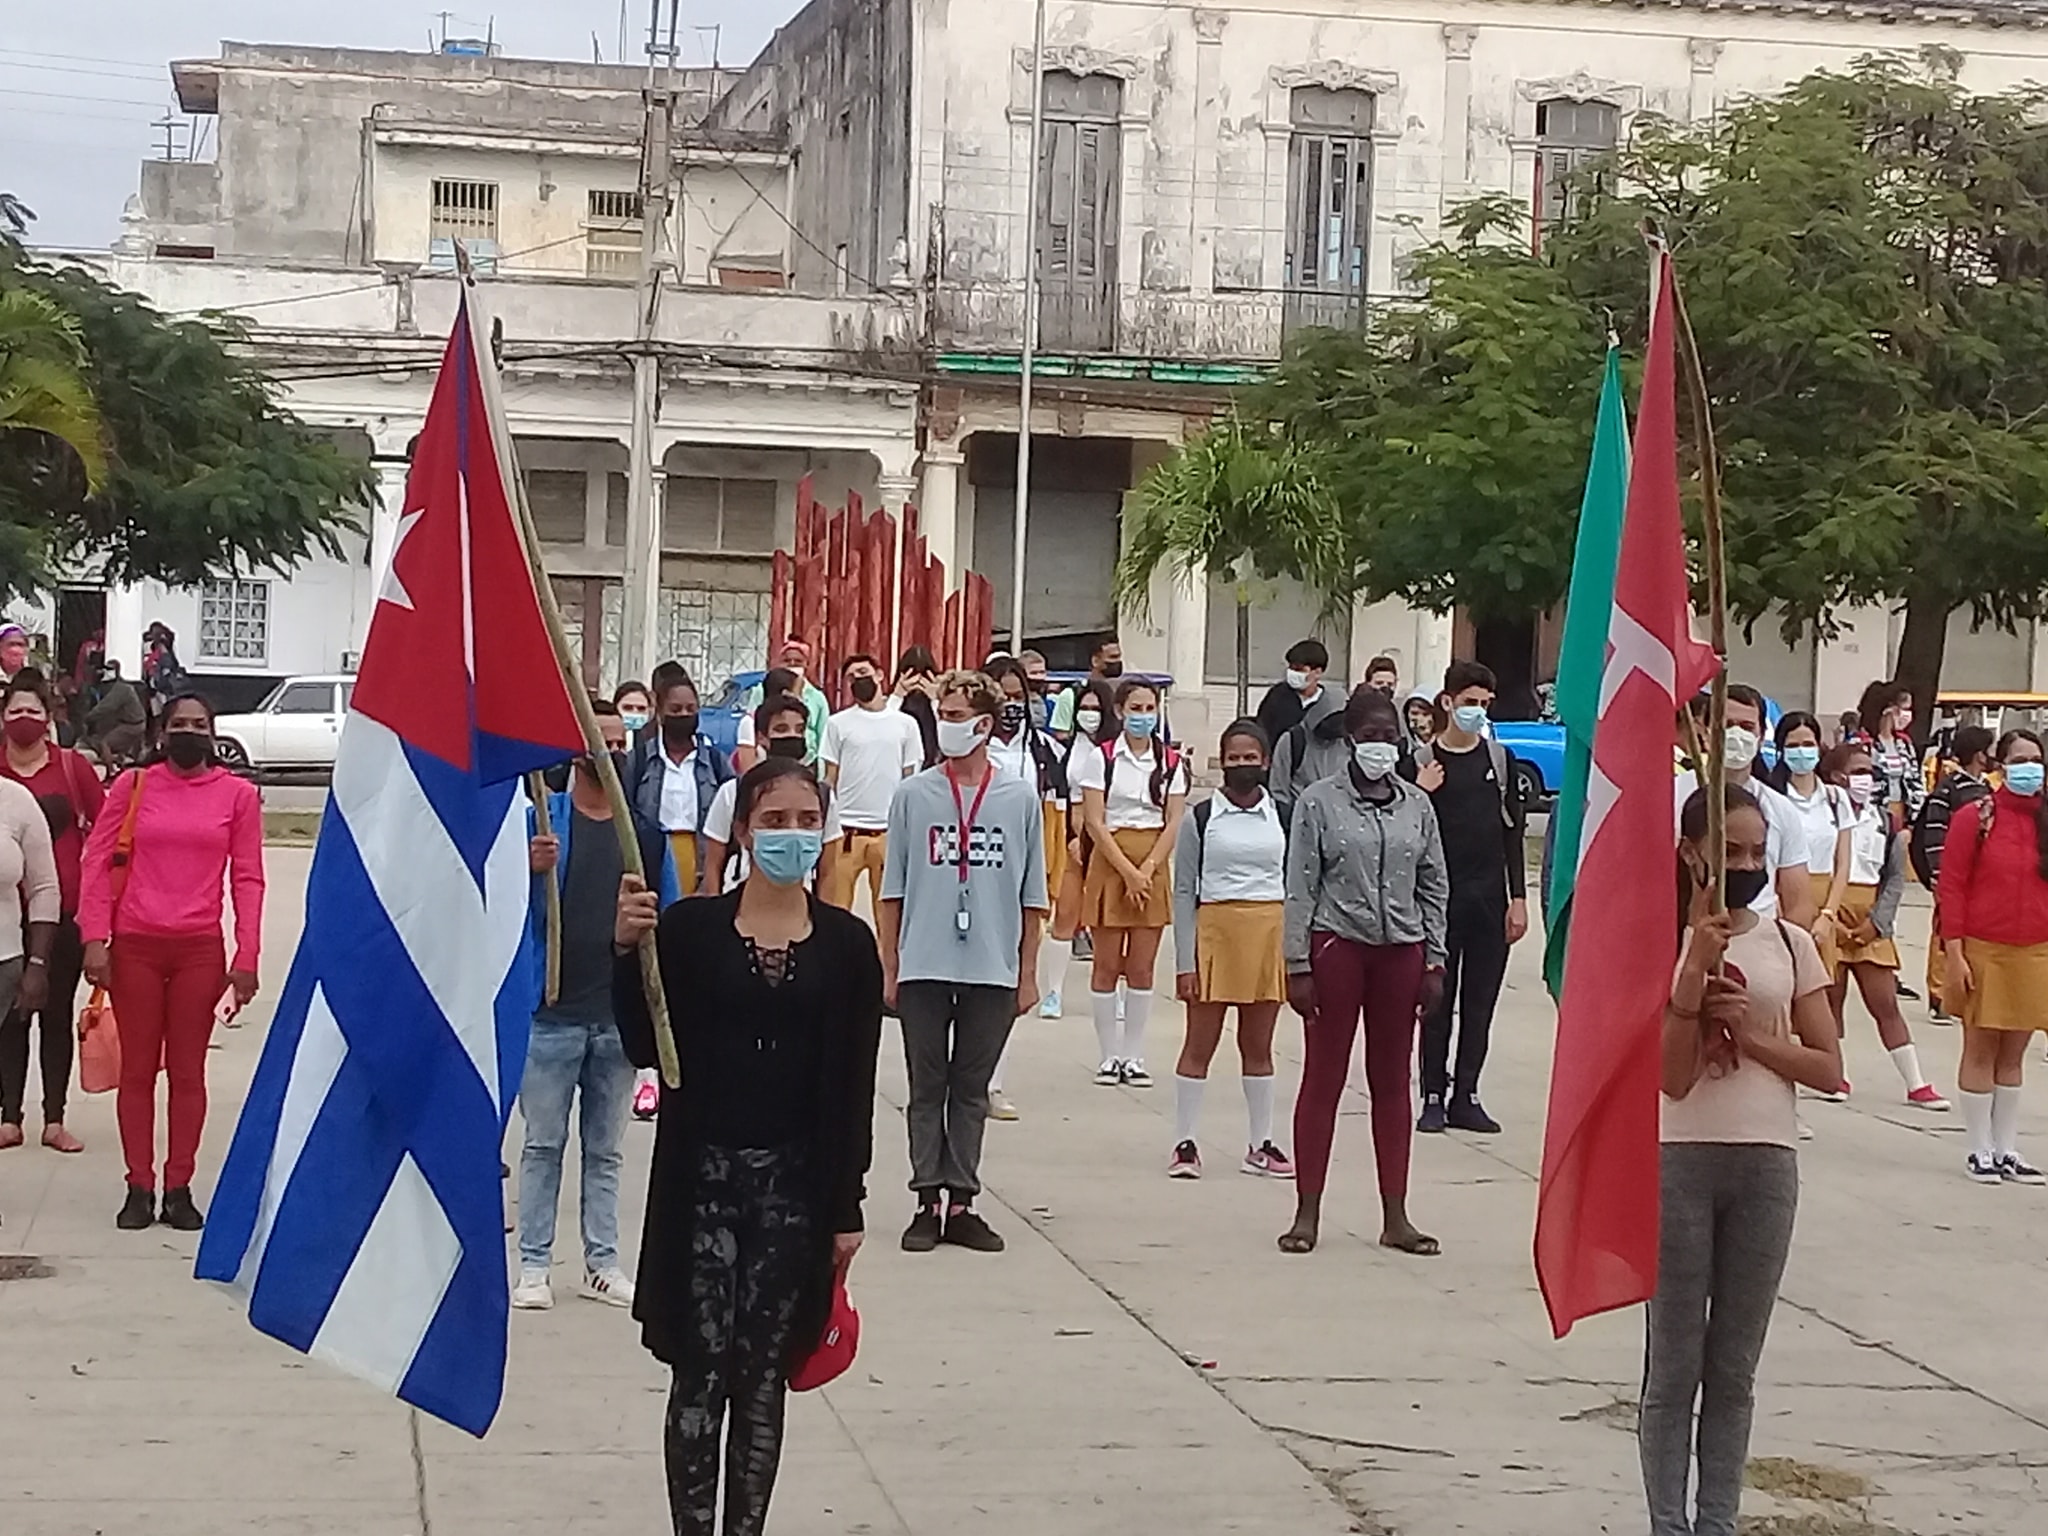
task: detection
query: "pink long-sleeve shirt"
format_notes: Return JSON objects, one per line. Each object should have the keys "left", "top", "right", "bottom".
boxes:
{"left": 79, "top": 763, "right": 266, "bottom": 973}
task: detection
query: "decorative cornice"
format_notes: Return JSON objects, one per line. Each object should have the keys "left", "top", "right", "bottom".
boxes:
{"left": 1270, "top": 60, "right": 1401, "bottom": 96}
{"left": 1443, "top": 24, "right": 1479, "bottom": 59}
{"left": 1026, "top": 44, "right": 1144, "bottom": 81}
{"left": 1687, "top": 38, "right": 1724, "bottom": 72}
{"left": 1517, "top": 70, "right": 1631, "bottom": 104}
{"left": 1193, "top": 9, "right": 1228, "bottom": 43}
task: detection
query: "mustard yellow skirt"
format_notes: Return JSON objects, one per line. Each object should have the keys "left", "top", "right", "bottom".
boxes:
{"left": 1194, "top": 901, "right": 1286, "bottom": 1005}
{"left": 1082, "top": 826, "right": 1173, "bottom": 929}
{"left": 1042, "top": 802, "right": 1069, "bottom": 897}
{"left": 1961, "top": 938, "right": 2048, "bottom": 1032}
{"left": 1811, "top": 873, "right": 1898, "bottom": 973}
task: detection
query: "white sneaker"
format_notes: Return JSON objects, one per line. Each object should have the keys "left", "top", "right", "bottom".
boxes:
{"left": 581, "top": 1266, "right": 635, "bottom": 1307}
{"left": 1094, "top": 1059, "right": 1123, "bottom": 1086}
{"left": 1038, "top": 989, "right": 1063, "bottom": 1020}
{"left": 511, "top": 1268, "right": 553, "bottom": 1310}
{"left": 988, "top": 1088, "right": 1021, "bottom": 1121}
{"left": 1120, "top": 1059, "right": 1154, "bottom": 1089}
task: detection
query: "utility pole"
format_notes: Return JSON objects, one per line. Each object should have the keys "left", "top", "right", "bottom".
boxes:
{"left": 623, "top": 0, "right": 679, "bottom": 686}
{"left": 1008, "top": 0, "right": 1048, "bottom": 652}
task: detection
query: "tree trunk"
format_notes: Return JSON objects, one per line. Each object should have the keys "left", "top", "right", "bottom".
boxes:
{"left": 1235, "top": 596, "right": 1251, "bottom": 719}
{"left": 1892, "top": 593, "right": 1951, "bottom": 751}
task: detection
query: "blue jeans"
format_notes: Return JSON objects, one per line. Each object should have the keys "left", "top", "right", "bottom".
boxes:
{"left": 517, "top": 1015, "right": 634, "bottom": 1272}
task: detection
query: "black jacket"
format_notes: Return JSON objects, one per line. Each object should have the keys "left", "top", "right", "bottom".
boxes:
{"left": 613, "top": 892, "right": 884, "bottom": 1371}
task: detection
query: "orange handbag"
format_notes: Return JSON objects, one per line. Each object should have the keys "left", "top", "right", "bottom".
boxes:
{"left": 76, "top": 769, "right": 146, "bottom": 1095}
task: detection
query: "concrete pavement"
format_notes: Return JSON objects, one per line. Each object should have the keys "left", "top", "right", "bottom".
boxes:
{"left": 2, "top": 852, "right": 2043, "bottom": 1535}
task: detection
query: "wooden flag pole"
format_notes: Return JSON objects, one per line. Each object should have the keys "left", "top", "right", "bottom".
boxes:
{"left": 453, "top": 246, "right": 680, "bottom": 1088}
{"left": 1658, "top": 233, "right": 1732, "bottom": 914}
{"left": 526, "top": 772, "right": 562, "bottom": 1007}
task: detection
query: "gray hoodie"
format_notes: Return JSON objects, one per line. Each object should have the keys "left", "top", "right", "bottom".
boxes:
{"left": 1269, "top": 686, "right": 1350, "bottom": 816}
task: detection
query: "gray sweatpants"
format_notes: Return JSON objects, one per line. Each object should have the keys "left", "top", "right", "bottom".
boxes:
{"left": 1640, "top": 1142, "right": 1799, "bottom": 1536}
{"left": 897, "top": 980, "right": 1015, "bottom": 1198}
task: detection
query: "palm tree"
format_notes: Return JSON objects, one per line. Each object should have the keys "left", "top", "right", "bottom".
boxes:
{"left": 0, "top": 286, "right": 108, "bottom": 492}
{"left": 1113, "top": 415, "right": 1346, "bottom": 716}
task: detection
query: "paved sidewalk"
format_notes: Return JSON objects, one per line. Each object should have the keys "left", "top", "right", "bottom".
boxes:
{"left": 3, "top": 859, "right": 2044, "bottom": 1534}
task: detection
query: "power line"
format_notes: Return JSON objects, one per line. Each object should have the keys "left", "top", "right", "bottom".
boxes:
{"left": 0, "top": 47, "right": 165, "bottom": 71}
{"left": 0, "top": 59, "right": 166, "bottom": 84}
{"left": 3, "top": 86, "right": 170, "bottom": 109}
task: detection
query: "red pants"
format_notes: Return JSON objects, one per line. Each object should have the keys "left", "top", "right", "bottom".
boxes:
{"left": 1293, "top": 934, "right": 1425, "bottom": 1203}
{"left": 112, "top": 934, "right": 226, "bottom": 1191}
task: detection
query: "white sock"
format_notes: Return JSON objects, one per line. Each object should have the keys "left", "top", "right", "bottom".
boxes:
{"left": 1174, "top": 1074, "right": 1205, "bottom": 1144}
{"left": 1888, "top": 1043, "right": 1929, "bottom": 1094}
{"left": 1091, "top": 992, "right": 1120, "bottom": 1064}
{"left": 1120, "top": 989, "right": 1153, "bottom": 1064}
{"left": 1961, "top": 1090, "right": 1995, "bottom": 1160}
{"left": 1037, "top": 936, "right": 1073, "bottom": 998}
{"left": 1993, "top": 1084, "right": 2024, "bottom": 1159}
{"left": 1243, "top": 1074, "right": 1275, "bottom": 1150}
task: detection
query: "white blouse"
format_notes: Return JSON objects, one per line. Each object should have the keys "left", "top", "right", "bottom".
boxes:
{"left": 1068, "top": 736, "right": 1189, "bottom": 831}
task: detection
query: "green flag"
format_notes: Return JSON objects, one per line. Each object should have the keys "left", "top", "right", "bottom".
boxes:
{"left": 1543, "top": 346, "right": 1629, "bottom": 999}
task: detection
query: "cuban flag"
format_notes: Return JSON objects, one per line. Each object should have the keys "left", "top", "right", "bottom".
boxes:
{"left": 195, "top": 282, "right": 585, "bottom": 1435}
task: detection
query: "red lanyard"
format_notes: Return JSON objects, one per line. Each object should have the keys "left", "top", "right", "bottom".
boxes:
{"left": 945, "top": 765, "right": 994, "bottom": 884}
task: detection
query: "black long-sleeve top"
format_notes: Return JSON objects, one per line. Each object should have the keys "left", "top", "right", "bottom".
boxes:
{"left": 613, "top": 892, "right": 883, "bottom": 1369}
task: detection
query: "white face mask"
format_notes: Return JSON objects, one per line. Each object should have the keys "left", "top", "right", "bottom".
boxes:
{"left": 936, "top": 717, "right": 987, "bottom": 759}
{"left": 1353, "top": 741, "right": 1400, "bottom": 780}
{"left": 1846, "top": 771, "right": 1876, "bottom": 807}
{"left": 1724, "top": 726, "right": 1760, "bottom": 772}
{"left": 1285, "top": 668, "right": 1310, "bottom": 692}
{"left": 1074, "top": 708, "right": 1103, "bottom": 736}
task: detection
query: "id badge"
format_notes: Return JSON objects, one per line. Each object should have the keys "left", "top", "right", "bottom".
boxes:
{"left": 956, "top": 886, "right": 972, "bottom": 938}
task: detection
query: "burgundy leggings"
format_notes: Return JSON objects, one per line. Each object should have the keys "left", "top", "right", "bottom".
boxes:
{"left": 1292, "top": 934, "right": 1425, "bottom": 1203}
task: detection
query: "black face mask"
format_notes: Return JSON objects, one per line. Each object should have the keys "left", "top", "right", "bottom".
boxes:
{"left": 661, "top": 713, "right": 699, "bottom": 746}
{"left": 999, "top": 702, "right": 1029, "bottom": 736}
{"left": 164, "top": 731, "right": 211, "bottom": 770}
{"left": 850, "top": 675, "right": 879, "bottom": 704}
{"left": 1223, "top": 764, "right": 1268, "bottom": 795}
{"left": 1099, "top": 662, "right": 1124, "bottom": 680}
{"left": 765, "top": 736, "right": 807, "bottom": 761}
{"left": 1723, "top": 866, "right": 1770, "bottom": 911}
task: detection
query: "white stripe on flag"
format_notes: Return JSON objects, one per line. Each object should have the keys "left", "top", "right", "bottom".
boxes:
{"left": 1597, "top": 605, "right": 1678, "bottom": 716}
{"left": 235, "top": 982, "right": 349, "bottom": 1291}
{"left": 309, "top": 1153, "right": 462, "bottom": 1397}
{"left": 332, "top": 714, "right": 530, "bottom": 1096}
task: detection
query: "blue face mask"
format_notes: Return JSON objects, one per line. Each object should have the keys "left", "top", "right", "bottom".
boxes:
{"left": 1452, "top": 704, "right": 1489, "bottom": 735}
{"left": 1783, "top": 745, "right": 1822, "bottom": 775}
{"left": 1125, "top": 712, "right": 1158, "bottom": 739}
{"left": 750, "top": 829, "right": 823, "bottom": 886}
{"left": 2006, "top": 761, "right": 2045, "bottom": 797}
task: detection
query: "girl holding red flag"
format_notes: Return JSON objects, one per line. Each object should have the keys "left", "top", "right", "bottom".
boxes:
{"left": 1644, "top": 785, "right": 1843, "bottom": 1536}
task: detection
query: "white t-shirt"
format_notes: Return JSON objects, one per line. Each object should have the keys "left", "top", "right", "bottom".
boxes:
{"left": 1782, "top": 779, "right": 1853, "bottom": 875}
{"left": 989, "top": 733, "right": 1034, "bottom": 789}
{"left": 821, "top": 705, "right": 922, "bottom": 831}
{"left": 1847, "top": 799, "right": 1890, "bottom": 885}
{"left": 657, "top": 748, "right": 699, "bottom": 833}
{"left": 1068, "top": 736, "right": 1190, "bottom": 830}
{"left": 1662, "top": 917, "right": 1829, "bottom": 1148}
{"left": 1672, "top": 774, "right": 1803, "bottom": 919}
{"left": 701, "top": 777, "right": 842, "bottom": 892}
{"left": 1196, "top": 793, "right": 1287, "bottom": 904}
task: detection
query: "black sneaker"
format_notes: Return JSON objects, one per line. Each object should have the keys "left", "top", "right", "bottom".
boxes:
{"left": 900, "top": 1205, "right": 943, "bottom": 1252}
{"left": 159, "top": 1186, "right": 206, "bottom": 1231}
{"left": 940, "top": 1207, "right": 1005, "bottom": 1252}
{"left": 1897, "top": 983, "right": 1922, "bottom": 1002}
{"left": 1447, "top": 1097, "right": 1502, "bottom": 1135}
{"left": 116, "top": 1186, "right": 155, "bottom": 1230}
{"left": 1417, "top": 1094, "right": 1448, "bottom": 1134}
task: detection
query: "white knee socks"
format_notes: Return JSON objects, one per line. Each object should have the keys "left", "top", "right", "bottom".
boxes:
{"left": 1174, "top": 1074, "right": 1204, "bottom": 1143}
{"left": 1993, "top": 1084, "right": 2024, "bottom": 1159}
{"left": 1961, "top": 1090, "right": 1995, "bottom": 1160}
{"left": 1037, "top": 936, "right": 1073, "bottom": 999}
{"left": 1120, "top": 989, "right": 1153, "bottom": 1064}
{"left": 1243, "top": 1074, "right": 1275, "bottom": 1150}
{"left": 1888, "top": 1043, "right": 1930, "bottom": 1094}
{"left": 1091, "top": 992, "right": 1120, "bottom": 1065}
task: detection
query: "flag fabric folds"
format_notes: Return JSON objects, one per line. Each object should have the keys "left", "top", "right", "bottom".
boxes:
{"left": 1535, "top": 252, "right": 1719, "bottom": 1339}
{"left": 1542, "top": 346, "right": 1630, "bottom": 1001}
{"left": 195, "top": 285, "right": 584, "bottom": 1435}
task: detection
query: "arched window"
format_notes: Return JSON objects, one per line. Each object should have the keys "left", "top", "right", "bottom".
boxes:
{"left": 1534, "top": 98, "right": 1618, "bottom": 244}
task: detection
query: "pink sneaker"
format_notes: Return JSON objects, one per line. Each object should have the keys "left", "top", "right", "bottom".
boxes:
{"left": 1906, "top": 1084, "right": 1952, "bottom": 1111}
{"left": 632, "top": 1077, "right": 659, "bottom": 1120}
{"left": 1241, "top": 1142, "right": 1295, "bottom": 1179}
{"left": 1167, "top": 1140, "right": 1202, "bottom": 1179}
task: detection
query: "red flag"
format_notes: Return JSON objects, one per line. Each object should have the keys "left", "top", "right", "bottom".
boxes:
{"left": 1535, "top": 251, "right": 1718, "bottom": 1337}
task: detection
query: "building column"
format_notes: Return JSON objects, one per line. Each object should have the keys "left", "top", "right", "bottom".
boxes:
{"left": 103, "top": 583, "right": 147, "bottom": 678}
{"left": 1441, "top": 26, "right": 1477, "bottom": 201}
{"left": 918, "top": 443, "right": 965, "bottom": 582}
{"left": 1189, "top": 11, "right": 1227, "bottom": 298}
{"left": 1687, "top": 39, "right": 1722, "bottom": 124}
{"left": 368, "top": 459, "right": 410, "bottom": 606}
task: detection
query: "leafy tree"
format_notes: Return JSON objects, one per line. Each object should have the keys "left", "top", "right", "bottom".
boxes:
{"left": 1549, "top": 57, "right": 2048, "bottom": 730}
{"left": 1113, "top": 414, "right": 1345, "bottom": 714}
{"left": 0, "top": 287, "right": 108, "bottom": 492}
{"left": 1256, "top": 195, "right": 1608, "bottom": 673}
{"left": 0, "top": 233, "right": 372, "bottom": 598}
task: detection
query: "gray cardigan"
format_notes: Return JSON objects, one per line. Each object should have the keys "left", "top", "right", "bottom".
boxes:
{"left": 1284, "top": 769, "right": 1449, "bottom": 972}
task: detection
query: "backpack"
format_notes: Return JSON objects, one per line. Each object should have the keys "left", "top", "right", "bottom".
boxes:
{"left": 1192, "top": 794, "right": 1292, "bottom": 879}
{"left": 1413, "top": 738, "right": 1518, "bottom": 827}
{"left": 1099, "top": 736, "right": 1182, "bottom": 809}
{"left": 1909, "top": 773, "right": 1987, "bottom": 885}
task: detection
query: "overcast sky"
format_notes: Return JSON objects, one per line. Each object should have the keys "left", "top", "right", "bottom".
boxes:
{"left": 2, "top": 1, "right": 798, "bottom": 249}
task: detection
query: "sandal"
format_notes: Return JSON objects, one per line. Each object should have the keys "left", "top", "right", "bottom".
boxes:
{"left": 1277, "top": 1226, "right": 1318, "bottom": 1255}
{"left": 41, "top": 1124, "right": 83, "bottom": 1154}
{"left": 1380, "top": 1229, "right": 1441, "bottom": 1257}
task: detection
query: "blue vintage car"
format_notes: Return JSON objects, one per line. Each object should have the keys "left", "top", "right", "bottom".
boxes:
{"left": 701, "top": 669, "right": 767, "bottom": 759}
{"left": 1498, "top": 692, "right": 1783, "bottom": 806}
